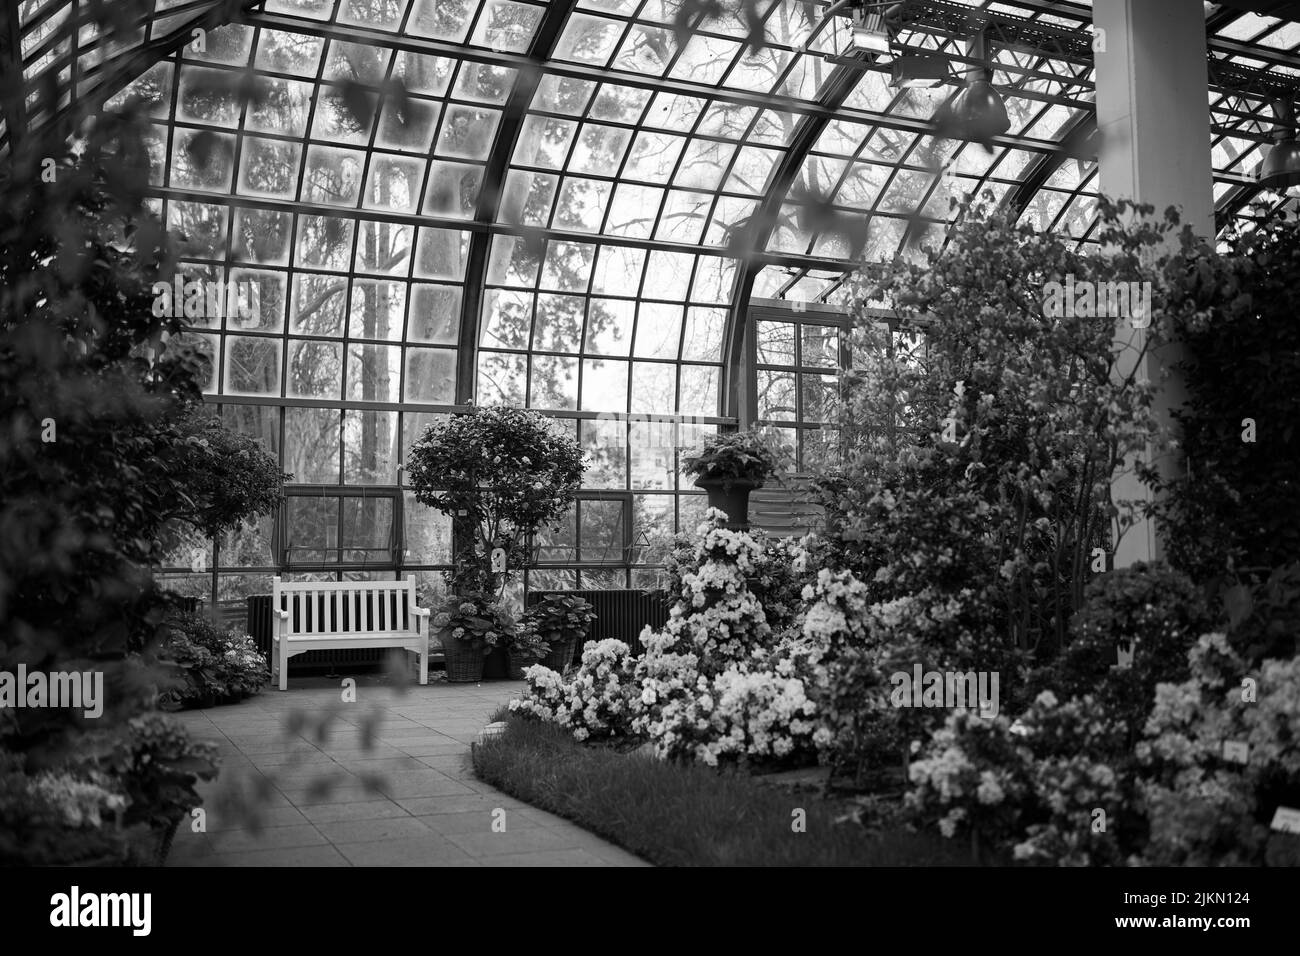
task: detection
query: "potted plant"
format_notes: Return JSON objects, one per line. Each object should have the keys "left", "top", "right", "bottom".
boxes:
{"left": 406, "top": 406, "right": 585, "bottom": 608}
{"left": 522, "top": 593, "right": 598, "bottom": 673}
{"left": 506, "top": 626, "right": 552, "bottom": 680}
{"left": 682, "top": 431, "right": 782, "bottom": 528}
{"left": 433, "top": 593, "right": 516, "bottom": 682}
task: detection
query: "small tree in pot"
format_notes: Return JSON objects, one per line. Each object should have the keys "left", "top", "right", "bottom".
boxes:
{"left": 407, "top": 406, "right": 584, "bottom": 678}
{"left": 407, "top": 406, "right": 585, "bottom": 597}
{"left": 682, "top": 431, "right": 782, "bottom": 528}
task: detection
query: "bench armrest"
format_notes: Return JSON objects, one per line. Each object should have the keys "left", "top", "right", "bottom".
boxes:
{"left": 274, "top": 609, "right": 290, "bottom": 619}
{"left": 411, "top": 606, "right": 431, "bottom": 617}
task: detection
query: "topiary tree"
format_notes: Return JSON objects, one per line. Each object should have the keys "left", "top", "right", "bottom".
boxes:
{"left": 405, "top": 405, "right": 585, "bottom": 596}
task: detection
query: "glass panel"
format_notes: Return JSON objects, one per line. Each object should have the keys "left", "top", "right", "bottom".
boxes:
{"left": 340, "top": 496, "right": 394, "bottom": 564}
{"left": 285, "top": 407, "right": 341, "bottom": 484}
{"left": 580, "top": 499, "right": 625, "bottom": 564}
{"left": 403, "top": 494, "right": 453, "bottom": 565}
{"left": 285, "top": 496, "right": 340, "bottom": 563}
{"left": 343, "top": 410, "right": 399, "bottom": 483}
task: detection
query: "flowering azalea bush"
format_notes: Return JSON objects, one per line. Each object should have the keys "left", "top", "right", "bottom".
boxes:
{"left": 511, "top": 639, "right": 639, "bottom": 742}
{"left": 801, "top": 566, "right": 1010, "bottom": 782}
{"left": 1136, "top": 632, "right": 1300, "bottom": 865}
{"left": 907, "top": 691, "right": 1129, "bottom": 866}
{"left": 1024, "top": 563, "right": 1212, "bottom": 743}
{"left": 512, "top": 510, "right": 825, "bottom": 766}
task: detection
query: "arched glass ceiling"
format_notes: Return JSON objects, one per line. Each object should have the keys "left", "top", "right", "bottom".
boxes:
{"left": 14, "top": 0, "right": 1300, "bottom": 595}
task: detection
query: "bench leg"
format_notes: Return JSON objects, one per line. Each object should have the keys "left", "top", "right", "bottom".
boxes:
{"left": 278, "top": 640, "right": 289, "bottom": 691}
{"left": 419, "top": 640, "right": 428, "bottom": 686}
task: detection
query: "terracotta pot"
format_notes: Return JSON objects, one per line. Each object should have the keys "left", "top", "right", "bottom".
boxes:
{"left": 693, "top": 476, "right": 761, "bottom": 529}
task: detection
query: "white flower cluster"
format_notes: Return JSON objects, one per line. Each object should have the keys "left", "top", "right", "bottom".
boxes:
{"left": 29, "top": 771, "right": 128, "bottom": 829}
{"left": 511, "top": 509, "right": 826, "bottom": 766}
{"left": 509, "top": 639, "right": 639, "bottom": 742}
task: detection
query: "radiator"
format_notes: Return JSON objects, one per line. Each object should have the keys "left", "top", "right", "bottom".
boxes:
{"left": 525, "top": 589, "right": 672, "bottom": 657}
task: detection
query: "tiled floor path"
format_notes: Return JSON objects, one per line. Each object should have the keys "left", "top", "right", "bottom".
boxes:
{"left": 168, "top": 676, "right": 648, "bottom": 867}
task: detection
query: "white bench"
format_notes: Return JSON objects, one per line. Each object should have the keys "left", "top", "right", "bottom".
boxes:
{"left": 271, "top": 577, "right": 431, "bottom": 690}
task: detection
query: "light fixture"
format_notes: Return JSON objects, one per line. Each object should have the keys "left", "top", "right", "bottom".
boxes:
{"left": 891, "top": 54, "right": 949, "bottom": 88}
{"left": 1257, "top": 99, "right": 1300, "bottom": 190}
{"left": 851, "top": 6, "right": 891, "bottom": 53}
{"left": 949, "top": 30, "right": 1010, "bottom": 139}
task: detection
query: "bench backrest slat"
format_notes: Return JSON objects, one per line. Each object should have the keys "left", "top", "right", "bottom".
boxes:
{"left": 273, "top": 578, "right": 420, "bottom": 637}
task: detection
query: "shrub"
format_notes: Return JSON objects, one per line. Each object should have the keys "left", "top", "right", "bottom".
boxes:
{"left": 1027, "top": 563, "right": 1213, "bottom": 742}
{"left": 513, "top": 511, "right": 825, "bottom": 768}
{"left": 1136, "top": 632, "right": 1300, "bottom": 865}
{"left": 82, "top": 714, "right": 220, "bottom": 833}
{"left": 907, "top": 692, "right": 1130, "bottom": 866}
{"left": 161, "top": 611, "right": 269, "bottom": 704}
{"left": 1158, "top": 212, "right": 1300, "bottom": 582}
{"left": 823, "top": 199, "right": 1171, "bottom": 659}
{"left": 512, "top": 640, "right": 640, "bottom": 742}
{"left": 0, "top": 752, "right": 132, "bottom": 865}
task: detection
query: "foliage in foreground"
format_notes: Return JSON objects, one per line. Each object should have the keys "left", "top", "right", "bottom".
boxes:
{"left": 473, "top": 714, "right": 970, "bottom": 867}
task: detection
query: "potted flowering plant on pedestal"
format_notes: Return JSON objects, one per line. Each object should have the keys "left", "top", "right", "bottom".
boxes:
{"left": 522, "top": 593, "right": 598, "bottom": 673}
{"left": 682, "top": 431, "right": 782, "bottom": 528}
{"left": 433, "top": 593, "right": 516, "bottom": 683}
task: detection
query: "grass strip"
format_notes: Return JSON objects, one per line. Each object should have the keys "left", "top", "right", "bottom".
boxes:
{"left": 472, "top": 715, "right": 971, "bottom": 867}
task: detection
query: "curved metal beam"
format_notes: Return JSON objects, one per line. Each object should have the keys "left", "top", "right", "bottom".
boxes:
{"left": 23, "top": 1, "right": 261, "bottom": 151}
{"left": 1003, "top": 112, "right": 1096, "bottom": 221}
{"left": 721, "top": 53, "right": 870, "bottom": 424}
{"left": 454, "top": 0, "right": 578, "bottom": 404}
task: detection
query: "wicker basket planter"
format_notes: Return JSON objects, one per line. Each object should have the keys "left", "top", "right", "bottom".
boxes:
{"left": 507, "top": 650, "right": 546, "bottom": 680}
{"left": 442, "top": 634, "right": 485, "bottom": 682}
{"left": 540, "top": 637, "right": 575, "bottom": 673}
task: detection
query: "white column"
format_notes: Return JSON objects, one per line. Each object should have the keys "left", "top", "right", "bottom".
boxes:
{"left": 1094, "top": 0, "right": 1215, "bottom": 567}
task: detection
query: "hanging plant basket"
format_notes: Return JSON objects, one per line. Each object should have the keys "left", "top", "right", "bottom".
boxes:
{"left": 442, "top": 634, "right": 485, "bottom": 683}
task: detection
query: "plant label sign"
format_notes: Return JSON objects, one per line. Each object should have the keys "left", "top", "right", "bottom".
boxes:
{"left": 1222, "top": 740, "right": 1250, "bottom": 765}
{"left": 491, "top": 547, "right": 507, "bottom": 572}
{"left": 1270, "top": 806, "right": 1300, "bottom": 834}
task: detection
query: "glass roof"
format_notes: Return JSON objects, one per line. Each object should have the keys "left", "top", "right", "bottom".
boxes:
{"left": 11, "top": 0, "right": 1300, "bottom": 310}
{"left": 14, "top": 0, "right": 1300, "bottom": 589}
